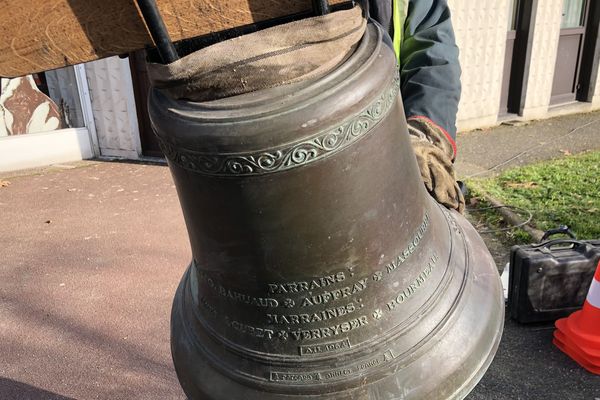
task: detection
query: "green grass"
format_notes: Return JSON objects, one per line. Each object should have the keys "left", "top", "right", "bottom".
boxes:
{"left": 466, "top": 151, "right": 600, "bottom": 244}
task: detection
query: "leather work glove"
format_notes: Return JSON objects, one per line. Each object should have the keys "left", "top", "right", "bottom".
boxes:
{"left": 407, "top": 117, "right": 465, "bottom": 214}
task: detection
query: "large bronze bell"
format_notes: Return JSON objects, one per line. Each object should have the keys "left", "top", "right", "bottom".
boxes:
{"left": 149, "top": 20, "right": 504, "bottom": 400}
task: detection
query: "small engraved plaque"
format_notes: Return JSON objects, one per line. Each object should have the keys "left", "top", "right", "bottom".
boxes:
{"left": 299, "top": 338, "right": 351, "bottom": 356}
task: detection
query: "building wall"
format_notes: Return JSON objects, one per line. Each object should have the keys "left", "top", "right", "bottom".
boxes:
{"left": 449, "top": 0, "right": 600, "bottom": 131}
{"left": 448, "top": 0, "right": 511, "bottom": 132}
{"left": 520, "top": 0, "right": 563, "bottom": 119}
{"left": 593, "top": 55, "right": 600, "bottom": 107}
{"left": 85, "top": 56, "right": 141, "bottom": 159}
{"left": 0, "top": 128, "right": 93, "bottom": 172}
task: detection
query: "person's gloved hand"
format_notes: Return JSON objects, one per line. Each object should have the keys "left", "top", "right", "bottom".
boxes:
{"left": 408, "top": 117, "right": 465, "bottom": 213}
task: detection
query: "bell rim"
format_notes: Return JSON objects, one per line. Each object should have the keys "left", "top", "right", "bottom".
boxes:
{"left": 170, "top": 206, "right": 505, "bottom": 398}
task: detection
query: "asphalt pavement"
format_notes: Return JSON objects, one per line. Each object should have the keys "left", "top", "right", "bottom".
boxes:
{"left": 0, "top": 162, "right": 187, "bottom": 399}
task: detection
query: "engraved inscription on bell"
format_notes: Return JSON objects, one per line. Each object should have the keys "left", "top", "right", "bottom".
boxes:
{"left": 266, "top": 303, "right": 358, "bottom": 325}
{"left": 267, "top": 272, "right": 347, "bottom": 294}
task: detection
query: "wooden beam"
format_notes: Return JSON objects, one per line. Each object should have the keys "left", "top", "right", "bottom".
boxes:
{"left": 0, "top": 0, "right": 347, "bottom": 77}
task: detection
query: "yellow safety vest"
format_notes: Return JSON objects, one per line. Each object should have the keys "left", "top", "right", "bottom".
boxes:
{"left": 392, "top": 0, "right": 409, "bottom": 63}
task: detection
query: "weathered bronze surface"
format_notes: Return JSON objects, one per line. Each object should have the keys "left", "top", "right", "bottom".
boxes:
{"left": 149, "top": 21, "right": 504, "bottom": 400}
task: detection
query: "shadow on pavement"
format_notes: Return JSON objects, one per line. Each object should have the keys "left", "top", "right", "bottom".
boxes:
{"left": 468, "top": 307, "right": 600, "bottom": 399}
{"left": 0, "top": 378, "right": 75, "bottom": 400}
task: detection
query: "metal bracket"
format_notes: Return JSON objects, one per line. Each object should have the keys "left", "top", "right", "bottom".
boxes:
{"left": 312, "top": 0, "right": 330, "bottom": 15}
{"left": 136, "top": 0, "right": 179, "bottom": 64}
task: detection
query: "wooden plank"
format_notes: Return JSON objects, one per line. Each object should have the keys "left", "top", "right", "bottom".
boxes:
{"left": 0, "top": 0, "right": 347, "bottom": 77}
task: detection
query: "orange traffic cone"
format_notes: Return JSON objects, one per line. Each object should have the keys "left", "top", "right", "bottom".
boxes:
{"left": 553, "top": 260, "right": 600, "bottom": 375}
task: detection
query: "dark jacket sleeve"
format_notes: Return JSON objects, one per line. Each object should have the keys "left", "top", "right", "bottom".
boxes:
{"left": 368, "top": 0, "right": 461, "bottom": 142}
{"left": 401, "top": 0, "right": 461, "bottom": 142}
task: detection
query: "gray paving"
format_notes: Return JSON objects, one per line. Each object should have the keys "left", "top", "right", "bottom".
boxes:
{"left": 468, "top": 313, "right": 600, "bottom": 400}
{"left": 456, "top": 111, "right": 600, "bottom": 179}
{"left": 458, "top": 111, "right": 600, "bottom": 399}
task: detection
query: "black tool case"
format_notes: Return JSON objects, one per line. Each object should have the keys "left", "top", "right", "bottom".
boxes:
{"left": 508, "top": 239, "right": 600, "bottom": 323}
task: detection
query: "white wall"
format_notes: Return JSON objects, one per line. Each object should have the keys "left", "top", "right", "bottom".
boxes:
{"left": 592, "top": 53, "right": 600, "bottom": 108}
{"left": 0, "top": 128, "right": 93, "bottom": 172}
{"left": 520, "top": 0, "right": 564, "bottom": 118}
{"left": 449, "top": 0, "right": 511, "bottom": 132}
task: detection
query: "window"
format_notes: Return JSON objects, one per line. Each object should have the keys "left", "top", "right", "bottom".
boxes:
{"left": 561, "top": 0, "right": 586, "bottom": 29}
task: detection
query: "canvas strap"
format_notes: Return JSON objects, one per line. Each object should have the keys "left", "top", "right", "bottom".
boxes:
{"left": 147, "top": 6, "right": 366, "bottom": 102}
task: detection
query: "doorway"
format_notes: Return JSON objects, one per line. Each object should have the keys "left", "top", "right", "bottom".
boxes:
{"left": 550, "top": 0, "right": 591, "bottom": 105}
{"left": 500, "top": 0, "right": 521, "bottom": 116}
{"left": 129, "top": 50, "right": 163, "bottom": 158}
{"left": 499, "top": 0, "right": 537, "bottom": 116}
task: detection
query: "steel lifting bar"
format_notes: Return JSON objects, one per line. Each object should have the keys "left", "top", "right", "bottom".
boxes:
{"left": 312, "top": 0, "right": 330, "bottom": 15}
{"left": 136, "top": 0, "right": 179, "bottom": 63}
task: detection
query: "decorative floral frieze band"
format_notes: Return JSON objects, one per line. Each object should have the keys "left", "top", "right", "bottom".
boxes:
{"left": 158, "top": 74, "right": 400, "bottom": 176}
